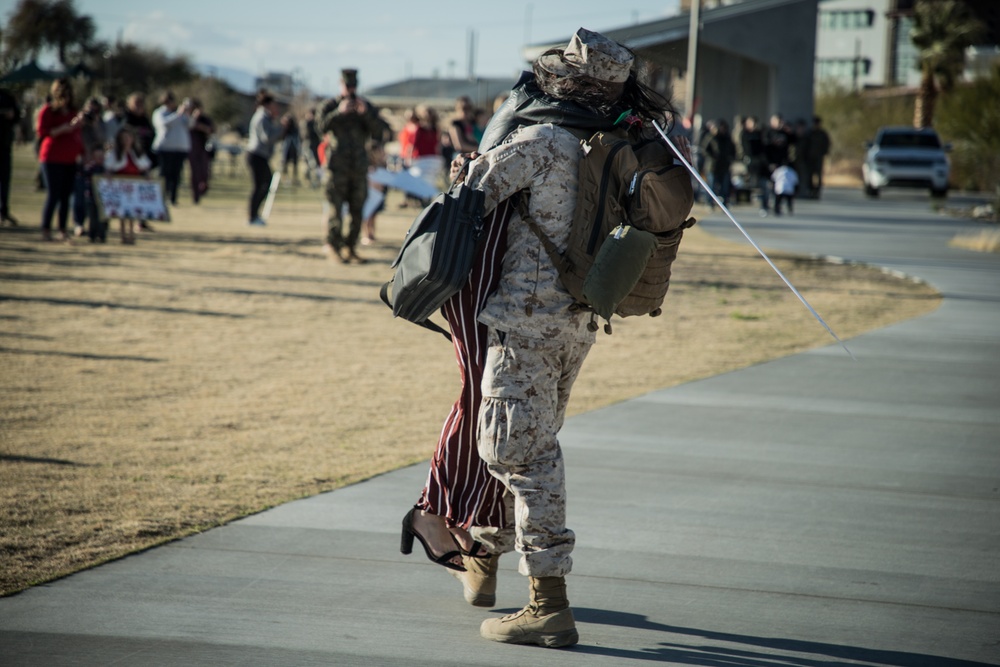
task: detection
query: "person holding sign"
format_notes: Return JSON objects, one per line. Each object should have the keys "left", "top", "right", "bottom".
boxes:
{"left": 104, "top": 127, "right": 152, "bottom": 244}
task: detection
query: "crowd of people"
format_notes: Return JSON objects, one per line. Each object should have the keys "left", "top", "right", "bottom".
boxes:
{"left": 1, "top": 73, "right": 508, "bottom": 256}
{"left": 3, "top": 78, "right": 218, "bottom": 243}
{"left": 2, "top": 69, "right": 833, "bottom": 256}
{"left": 691, "top": 112, "right": 831, "bottom": 216}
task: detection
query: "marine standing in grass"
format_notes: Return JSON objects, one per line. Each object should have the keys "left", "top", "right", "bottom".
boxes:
{"left": 319, "top": 68, "right": 388, "bottom": 264}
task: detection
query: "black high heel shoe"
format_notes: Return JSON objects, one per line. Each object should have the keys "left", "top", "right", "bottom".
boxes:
{"left": 400, "top": 507, "right": 466, "bottom": 572}
{"left": 463, "top": 541, "right": 488, "bottom": 559}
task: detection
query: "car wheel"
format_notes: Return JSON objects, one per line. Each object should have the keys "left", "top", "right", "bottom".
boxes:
{"left": 864, "top": 184, "right": 879, "bottom": 197}
{"left": 931, "top": 187, "right": 948, "bottom": 199}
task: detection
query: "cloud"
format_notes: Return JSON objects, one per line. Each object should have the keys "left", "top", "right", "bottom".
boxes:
{"left": 104, "top": 6, "right": 515, "bottom": 92}
{"left": 121, "top": 12, "right": 240, "bottom": 53}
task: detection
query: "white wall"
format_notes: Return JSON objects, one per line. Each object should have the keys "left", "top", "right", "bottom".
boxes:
{"left": 815, "top": 0, "right": 892, "bottom": 89}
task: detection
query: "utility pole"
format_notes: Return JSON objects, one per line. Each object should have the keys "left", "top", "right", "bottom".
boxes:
{"left": 684, "top": 0, "right": 701, "bottom": 119}
{"left": 468, "top": 29, "right": 477, "bottom": 80}
{"left": 852, "top": 37, "right": 862, "bottom": 91}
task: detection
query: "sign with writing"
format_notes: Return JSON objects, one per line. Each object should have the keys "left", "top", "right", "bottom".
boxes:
{"left": 93, "top": 176, "right": 171, "bottom": 222}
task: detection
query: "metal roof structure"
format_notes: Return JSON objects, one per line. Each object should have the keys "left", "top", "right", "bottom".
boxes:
{"left": 363, "top": 76, "right": 519, "bottom": 111}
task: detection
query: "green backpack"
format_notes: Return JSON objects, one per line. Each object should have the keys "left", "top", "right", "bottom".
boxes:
{"left": 521, "top": 130, "right": 696, "bottom": 333}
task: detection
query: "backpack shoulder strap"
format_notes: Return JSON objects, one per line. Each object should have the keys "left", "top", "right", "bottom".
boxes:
{"left": 515, "top": 192, "right": 572, "bottom": 276}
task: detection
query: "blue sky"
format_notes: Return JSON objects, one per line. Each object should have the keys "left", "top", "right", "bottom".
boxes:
{"left": 64, "top": 1, "right": 682, "bottom": 94}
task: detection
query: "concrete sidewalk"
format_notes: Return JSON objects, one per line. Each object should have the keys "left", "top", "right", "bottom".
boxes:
{"left": 2, "top": 188, "right": 998, "bottom": 666}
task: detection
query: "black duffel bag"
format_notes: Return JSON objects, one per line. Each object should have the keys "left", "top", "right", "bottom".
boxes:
{"left": 380, "top": 174, "right": 485, "bottom": 339}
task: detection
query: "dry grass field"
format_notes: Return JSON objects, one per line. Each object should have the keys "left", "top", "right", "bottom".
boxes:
{"left": 0, "top": 144, "right": 940, "bottom": 596}
{"left": 949, "top": 228, "right": 1000, "bottom": 253}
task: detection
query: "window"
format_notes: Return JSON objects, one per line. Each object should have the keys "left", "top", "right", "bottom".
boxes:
{"left": 880, "top": 131, "right": 942, "bottom": 149}
{"left": 817, "top": 58, "right": 872, "bottom": 79}
{"left": 820, "top": 10, "right": 875, "bottom": 30}
{"left": 894, "top": 16, "right": 919, "bottom": 84}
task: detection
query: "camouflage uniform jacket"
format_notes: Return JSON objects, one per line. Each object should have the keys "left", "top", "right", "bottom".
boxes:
{"left": 319, "top": 97, "right": 386, "bottom": 171}
{"left": 466, "top": 123, "right": 596, "bottom": 344}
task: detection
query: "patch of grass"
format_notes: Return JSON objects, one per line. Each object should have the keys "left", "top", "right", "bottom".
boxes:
{"left": 730, "top": 311, "right": 763, "bottom": 321}
{"left": 949, "top": 229, "right": 1000, "bottom": 253}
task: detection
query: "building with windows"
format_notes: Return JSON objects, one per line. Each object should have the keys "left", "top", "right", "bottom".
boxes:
{"left": 816, "top": 0, "right": 893, "bottom": 89}
{"left": 254, "top": 72, "right": 295, "bottom": 100}
{"left": 817, "top": 0, "right": 1000, "bottom": 91}
{"left": 525, "top": 0, "right": 819, "bottom": 128}
{"left": 364, "top": 1, "right": 997, "bottom": 129}
{"left": 815, "top": 0, "right": 922, "bottom": 90}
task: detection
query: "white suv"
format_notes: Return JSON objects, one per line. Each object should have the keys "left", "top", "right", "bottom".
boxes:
{"left": 862, "top": 127, "right": 951, "bottom": 198}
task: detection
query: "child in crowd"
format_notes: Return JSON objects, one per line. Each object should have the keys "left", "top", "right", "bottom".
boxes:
{"left": 81, "top": 144, "right": 108, "bottom": 242}
{"left": 771, "top": 161, "right": 799, "bottom": 216}
{"left": 104, "top": 127, "right": 151, "bottom": 244}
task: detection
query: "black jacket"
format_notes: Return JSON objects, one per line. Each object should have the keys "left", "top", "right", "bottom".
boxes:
{"left": 740, "top": 128, "right": 768, "bottom": 177}
{"left": 478, "top": 72, "right": 625, "bottom": 152}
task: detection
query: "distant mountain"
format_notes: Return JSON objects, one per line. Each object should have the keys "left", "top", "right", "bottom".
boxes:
{"left": 195, "top": 63, "right": 256, "bottom": 94}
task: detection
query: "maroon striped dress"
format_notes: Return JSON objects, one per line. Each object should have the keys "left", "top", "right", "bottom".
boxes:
{"left": 417, "top": 198, "right": 514, "bottom": 531}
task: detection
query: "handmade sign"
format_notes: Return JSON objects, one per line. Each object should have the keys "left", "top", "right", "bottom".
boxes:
{"left": 93, "top": 176, "right": 171, "bottom": 222}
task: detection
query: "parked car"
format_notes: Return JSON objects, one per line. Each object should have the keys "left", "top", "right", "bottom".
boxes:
{"left": 862, "top": 126, "right": 951, "bottom": 198}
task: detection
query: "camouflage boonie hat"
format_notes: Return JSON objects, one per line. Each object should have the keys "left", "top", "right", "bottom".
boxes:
{"left": 536, "top": 28, "right": 633, "bottom": 86}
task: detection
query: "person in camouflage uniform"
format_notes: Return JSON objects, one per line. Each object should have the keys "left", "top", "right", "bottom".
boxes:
{"left": 451, "top": 28, "right": 679, "bottom": 648}
{"left": 319, "top": 69, "right": 388, "bottom": 263}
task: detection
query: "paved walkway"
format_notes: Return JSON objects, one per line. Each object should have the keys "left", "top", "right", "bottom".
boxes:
{"left": 2, "top": 188, "right": 998, "bottom": 666}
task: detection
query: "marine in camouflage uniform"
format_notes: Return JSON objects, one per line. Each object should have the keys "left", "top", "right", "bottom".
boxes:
{"left": 456, "top": 27, "right": 667, "bottom": 650}
{"left": 465, "top": 123, "right": 597, "bottom": 580}
{"left": 319, "top": 69, "right": 388, "bottom": 263}
{"left": 465, "top": 124, "right": 603, "bottom": 649}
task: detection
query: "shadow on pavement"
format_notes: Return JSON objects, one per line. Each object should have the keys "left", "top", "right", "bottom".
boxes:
{"left": 572, "top": 608, "right": 994, "bottom": 666}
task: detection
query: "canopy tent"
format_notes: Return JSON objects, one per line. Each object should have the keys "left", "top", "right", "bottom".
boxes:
{"left": 0, "top": 61, "right": 62, "bottom": 85}
{"left": 63, "top": 62, "right": 95, "bottom": 79}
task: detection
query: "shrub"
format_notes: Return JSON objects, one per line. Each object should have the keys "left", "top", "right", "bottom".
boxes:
{"left": 936, "top": 65, "right": 1000, "bottom": 193}
{"left": 815, "top": 82, "right": 912, "bottom": 168}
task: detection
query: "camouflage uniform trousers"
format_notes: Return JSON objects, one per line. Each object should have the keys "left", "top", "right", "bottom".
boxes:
{"left": 325, "top": 162, "right": 367, "bottom": 251}
{"left": 475, "top": 328, "right": 592, "bottom": 577}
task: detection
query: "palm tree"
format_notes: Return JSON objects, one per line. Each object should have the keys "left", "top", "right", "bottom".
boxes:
{"left": 48, "top": 1, "right": 96, "bottom": 67}
{"left": 911, "top": 0, "right": 986, "bottom": 128}
{"left": 1, "top": 0, "right": 95, "bottom": 69}
{"left": 1, "top": 0, "right": 52, "bottom": 65}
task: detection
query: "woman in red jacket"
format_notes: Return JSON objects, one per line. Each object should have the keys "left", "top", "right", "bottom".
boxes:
{"left": 37, "top": 78, "right": 83, "bottom": 241}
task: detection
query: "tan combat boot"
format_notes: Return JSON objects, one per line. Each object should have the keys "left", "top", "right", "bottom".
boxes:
{"left": 479, "top": 576, "right": 578, "bottom": 648}
{"left": 449, "top": 554, "right": 499, "bottom": 607}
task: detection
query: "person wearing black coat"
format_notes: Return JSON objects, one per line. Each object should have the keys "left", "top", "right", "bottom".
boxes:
{"left": 0, "top": 87, "right": 22, "bottom": 225}
{"left": 704, "top": 119, "right": 735, "bottom": 207}
{"left": 740, "top": 116, "right": 770, "bottom": 214}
